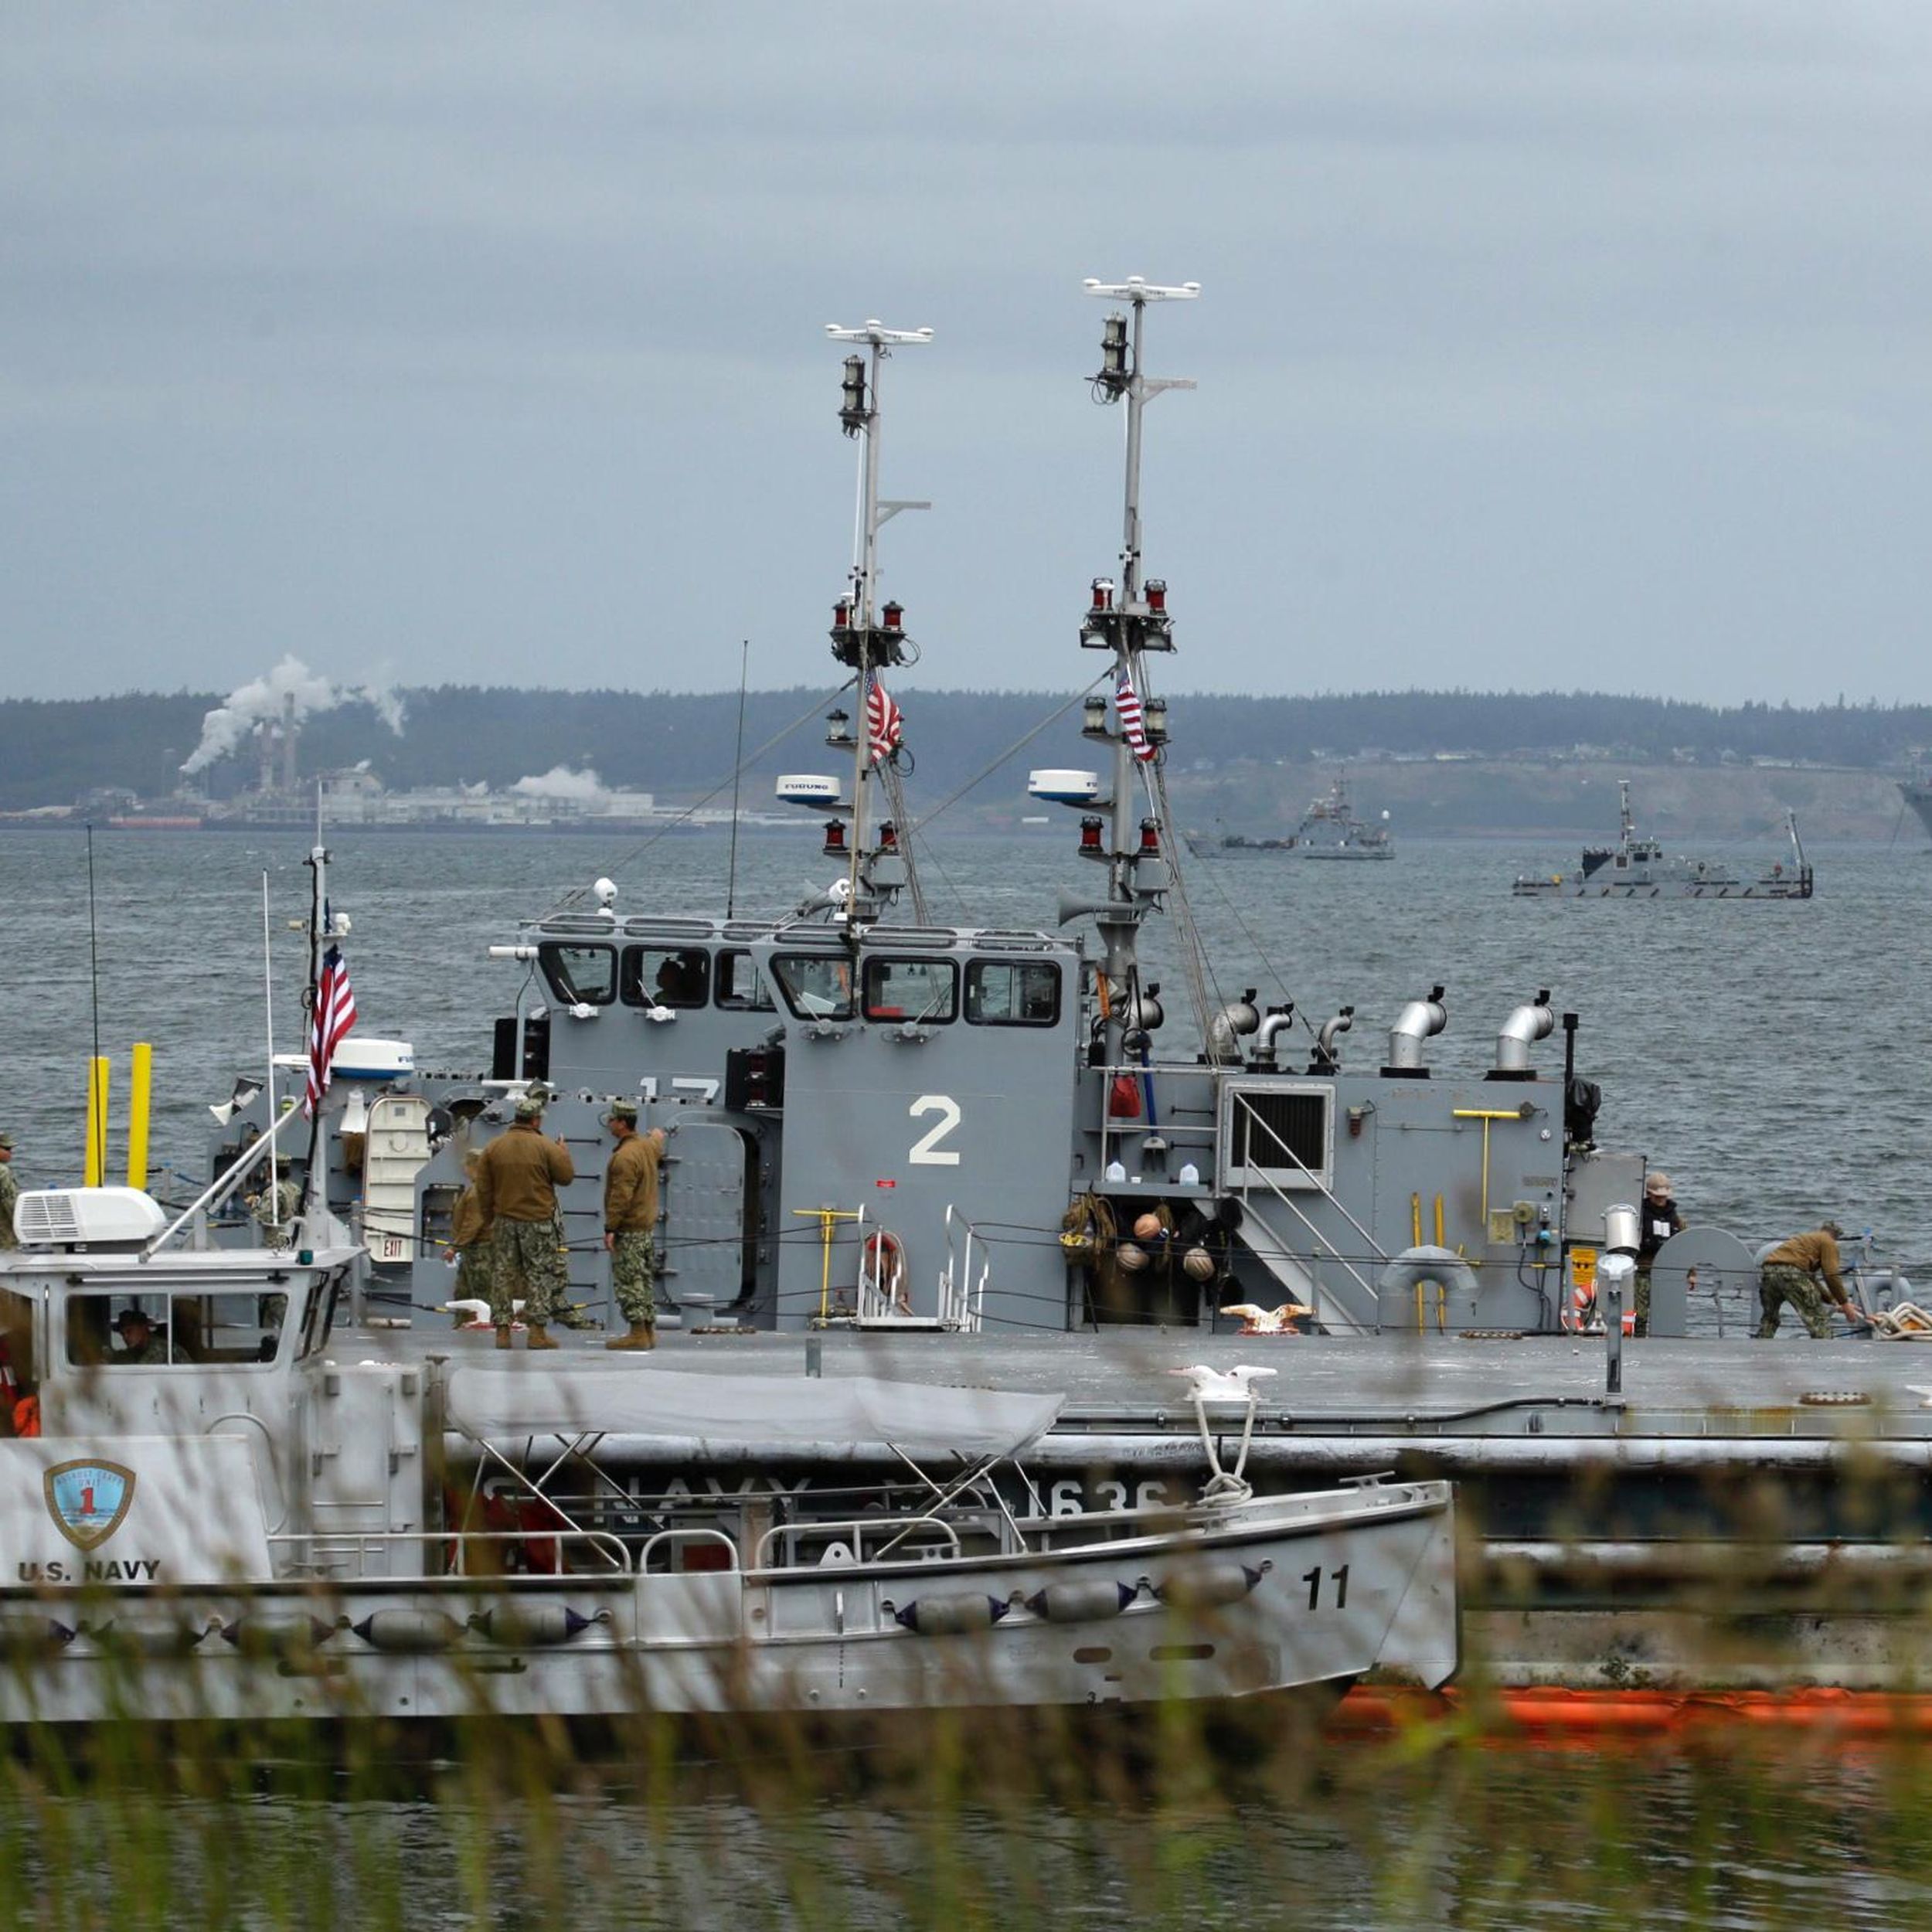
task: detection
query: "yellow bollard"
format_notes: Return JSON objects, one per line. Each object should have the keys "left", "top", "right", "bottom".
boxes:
{"left": 128, "top": 1043, "right": 152, "bottom": 1191}
{"left": 85, "top": 1056, "right": 111, "bottom": 1188}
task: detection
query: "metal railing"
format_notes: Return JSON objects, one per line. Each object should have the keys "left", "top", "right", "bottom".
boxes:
{"left": 936, "top": 1204, "right": 987, "bottom": 1332}
{"left": 639, "top": 1527, "right": 742, "bottom": 1574}
{"left": 1224, "top": 1092, "right": 1386, "bottom": 1322}
{"left": 269, "top": 1526, "right": 634, "bottom": 1577}
{"left": 753, "top": 1515, "right": 962, "bottom": 1570}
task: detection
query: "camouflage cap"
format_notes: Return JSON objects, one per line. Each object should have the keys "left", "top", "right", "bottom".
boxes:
{"left": 1821, "top": 1218, "right": 1845, "bottom": 1238}
{"left": 0, "top": 1133, "right": 12, "bottom": 1151}
{"left": 602, "top": 1099, "right": 638, "bottom": 1124}
{"left": 512, "top": 1094, "right": 546, "bottom": 1121}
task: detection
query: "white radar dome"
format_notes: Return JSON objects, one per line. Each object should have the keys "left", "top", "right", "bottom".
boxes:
{"left": 1027, "top": 770, "right": 1100, "bottom": 804}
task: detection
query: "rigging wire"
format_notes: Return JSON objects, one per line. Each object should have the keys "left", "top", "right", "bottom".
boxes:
{"left": 547, "top": 678, "right": 856, "bottom": 916}
{"left": 905, "top": 673, "right": 1111, "bottom": 841}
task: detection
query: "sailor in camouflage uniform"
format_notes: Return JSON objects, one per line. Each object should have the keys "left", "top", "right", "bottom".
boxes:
{"left": 600, "top": 1100, "right": 666, "bottom": 1351}
{"left": 448, "top": 1149, "right": 495, "bottom": 1321}
{"left": 1757, "top": 1219, "right": 1868, "bottom": 1339}
{"left": 249, "top": 1157, "right": 302, "bottom": 1250}
{"left": 475, "top": 1092, "right": 575, "bottom": 1350}
{"left": 0, "top": 1134, "right": 18, "bottom": 1250}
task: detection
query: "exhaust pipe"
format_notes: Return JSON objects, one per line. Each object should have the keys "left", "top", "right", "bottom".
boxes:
{"left": 1489, "top": 990, "right": 1553, "bottom": 1080}
{"left": 1248, "top": 1004, "right": 1297, "bottom": 1066}
{"left": 1383, "top": 985, "right": 1447, "bottom": 1077}
{"left": 1308, "top": 1005, "right": 1353, "bottom": 1073}
{"left": 1206, "top": 988, "right": 1260, "bottom": 1064}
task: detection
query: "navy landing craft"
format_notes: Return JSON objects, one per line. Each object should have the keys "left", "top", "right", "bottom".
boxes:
{"left": 0, "top": 1186, "right": 1456, "bottom": 1729}
{"left": 1512, "top": 781, "right": 1813, "bottom": 899}
{"left": 206, "top": 286, "right": 1932, "bottom": 1703}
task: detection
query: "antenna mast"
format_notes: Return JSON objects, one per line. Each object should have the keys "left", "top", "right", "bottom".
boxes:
{"left": 1073, "top": 277, "right": 1198, "bottom": 1063}
{"left": 824, "top": 319, "right": 931, "bottom": 923}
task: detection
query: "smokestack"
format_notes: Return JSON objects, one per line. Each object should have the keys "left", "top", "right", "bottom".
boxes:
{"left": 281, "top": 694, "right": 298, "bottom": 794}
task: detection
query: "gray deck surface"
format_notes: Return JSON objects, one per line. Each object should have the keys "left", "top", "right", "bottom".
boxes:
{"left": 400, "top": 1324, "right": 1932, "bottom": 1442}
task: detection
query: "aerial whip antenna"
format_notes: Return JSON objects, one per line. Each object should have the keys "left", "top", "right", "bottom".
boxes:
{"left": 726, "top": 638, "right": 749, "bottom": 917}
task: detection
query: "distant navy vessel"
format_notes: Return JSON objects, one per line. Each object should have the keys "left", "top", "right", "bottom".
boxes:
{"left": 1220, "top": 773, "right": 1393, "bottom": 859}
{"left": 1900, "top": 777, "right": 1932, "bottom": 845}
{"left": 1513, "top": 781, "right": 1812, "bottom": 898}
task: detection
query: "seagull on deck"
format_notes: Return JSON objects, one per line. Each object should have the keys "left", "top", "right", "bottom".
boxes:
{"left": 1168, "top": 1364, "right": 1279, "bottom": 1406}
{"left": 1219, "top": 1302, "right": 1311, "bottom": 1336}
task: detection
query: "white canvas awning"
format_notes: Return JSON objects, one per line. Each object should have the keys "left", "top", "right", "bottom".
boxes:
{"left": 442, "top": 1366, "right": 1064, "bottom": 1463}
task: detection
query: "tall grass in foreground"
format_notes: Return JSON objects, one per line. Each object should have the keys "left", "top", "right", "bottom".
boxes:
{"left": 0, "top": 1708, "right": 1930, "bottom": 1930}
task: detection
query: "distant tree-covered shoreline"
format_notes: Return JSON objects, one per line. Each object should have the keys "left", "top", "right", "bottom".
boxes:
{"left": 1, "top": 685, "right": 1926, "bottom": 814}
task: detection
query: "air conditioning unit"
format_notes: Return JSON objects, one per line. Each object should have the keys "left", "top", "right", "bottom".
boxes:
{"left": 15, "top": 1188, "right": 168, "bottom": 1248}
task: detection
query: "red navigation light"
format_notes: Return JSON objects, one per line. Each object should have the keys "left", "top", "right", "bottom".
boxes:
{"left": 1090, "top": 578, "right": 1114, "bottom": 612}
{"left": 1079, "top": 816, "right": 1104, "bottom": 853}
{"left": 1139, "top": 818, "right": 1161, "bottom": 855}
{"left": 883, "top": 601, "right": 903, "bottom": 631}
{"left": 833, "top": 600, "right": 850, "bottom": 628}
{"left": 879, "top": 821, "right": 898, "bottom": 852}
{"left": 1145, "top": 579, "right": 1167, "bottom": 614}
{"left": 823, "top": 818, "right": 848, "bottom": 856}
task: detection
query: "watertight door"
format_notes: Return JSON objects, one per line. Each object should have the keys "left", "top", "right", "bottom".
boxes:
{"left": 363, "top": 1096, "right": 433, "bottom": 1263}
{"left": 660, "top": 1121, "right": 749, "bottom": 1318}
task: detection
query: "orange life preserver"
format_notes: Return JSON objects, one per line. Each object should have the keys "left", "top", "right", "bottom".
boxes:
{"left": 862, "top": 1231, "right": 910, "bottom": 1315}
{"left": 12, "top": 1395, "right": 39, "bottom": 1439}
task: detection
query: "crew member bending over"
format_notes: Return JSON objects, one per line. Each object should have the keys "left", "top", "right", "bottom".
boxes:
{"left": 1757, "top": 1219, "right": 1868, "bottom": 1340}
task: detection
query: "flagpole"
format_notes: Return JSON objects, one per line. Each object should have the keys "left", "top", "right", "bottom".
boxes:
{"left": 261, "top": 871, "right": 276, "bottom": 1122}
{"left": 299, "top": 836, "right": 327, "bottom": 1226}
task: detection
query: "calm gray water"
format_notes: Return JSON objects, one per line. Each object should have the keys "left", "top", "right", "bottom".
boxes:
{"left": 17, "top": 1741, "right": 1932, "bottom": 1930}
{"left": 2, "top": 825, "right": 1923, "bottom": 1275}
{"left": 4, "top": 823, "right": 1931, "bottom": 1927}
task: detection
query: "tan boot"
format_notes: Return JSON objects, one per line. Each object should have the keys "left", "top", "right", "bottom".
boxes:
{"left": 525, "top": 1324, "right": 560, "bottom": 1352}
{"left": 494, "top": 1325, "right": 512, "bottom": 1351}
{"left": 605, "top": 1321, "right": 656, "bottom": 1352}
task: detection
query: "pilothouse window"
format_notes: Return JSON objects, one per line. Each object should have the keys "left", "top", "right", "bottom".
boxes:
{"left": 68, "top": 1292, "right": 289, "bottom": 1368}
{"left": 716, "top": 951, "right": 776, "bottom": 1012}
{"left": 965, "top": 960, "right": 1060, "bottom": 1027}
{"left": 621, "top": 947, "right": 709, "bottom": 1009}
{"left": 538, "top": 943, "right": 614, "bottom": 1007}
{"left": 862, "top": 958, "right": 957, "bottom": 1024}
{"left": 771, "top": 955, "right": 855, "bottom": 1021}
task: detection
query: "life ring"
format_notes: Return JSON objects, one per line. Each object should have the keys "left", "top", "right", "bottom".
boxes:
{"left": 1563, "top": 1277, "right": 1635, "bottom": 1335}
{"left": 863, "top": 1231, "right": 911, "bottom": 1316}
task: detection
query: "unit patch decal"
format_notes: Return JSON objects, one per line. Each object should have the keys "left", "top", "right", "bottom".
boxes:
{"left": 43, "top": 1460, "right": 138, "bottom": 1553}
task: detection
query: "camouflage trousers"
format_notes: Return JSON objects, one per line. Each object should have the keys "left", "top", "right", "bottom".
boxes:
{"left": 1633, "top": 1267, "right": 1652, "bottom": 1338}
{"left": 491, "top": 1217, "right": 568, "bottom": 1328}
{"left": 1757, "top": 1264, "right": 1829, "bottom": 1340}
{"left": 611, "top": 1231, "right": 658, "bottom": 1328}
{"left": 455, "top": 1243, "right": 495, "bottom": 1307}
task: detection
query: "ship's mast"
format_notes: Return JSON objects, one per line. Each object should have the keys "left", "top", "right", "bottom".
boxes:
{"left": 824, "top": 319, "right": 930, "bottom": 923}
{"left": 1072, "top": 277, "right": 1197, "bottom": 1060}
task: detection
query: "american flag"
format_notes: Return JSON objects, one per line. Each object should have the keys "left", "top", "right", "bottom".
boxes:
{"left": 865, "top": 669, "right": 903, "bottom": 765}
{"left": 1116, "top": 670, "right": 1158, "bottom": 762}
{"left": 302, "top": 944, "right": 357, "bottom": 1117}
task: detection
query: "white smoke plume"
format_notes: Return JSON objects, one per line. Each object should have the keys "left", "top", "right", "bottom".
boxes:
{"left": 512, "top": 765, "right": 606, "bottom": 803}
{"left": 181, "top": 655, "right": 407, "bottom": 775}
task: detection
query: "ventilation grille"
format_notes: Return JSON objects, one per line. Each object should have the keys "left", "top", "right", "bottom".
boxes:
{"left": 1219, "top": 1083, "right": 1332, "bottom": 1189}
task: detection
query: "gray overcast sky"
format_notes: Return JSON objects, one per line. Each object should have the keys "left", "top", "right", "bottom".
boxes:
{"left": 5, "top": 2, "right": 1932, "bottom": 706}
